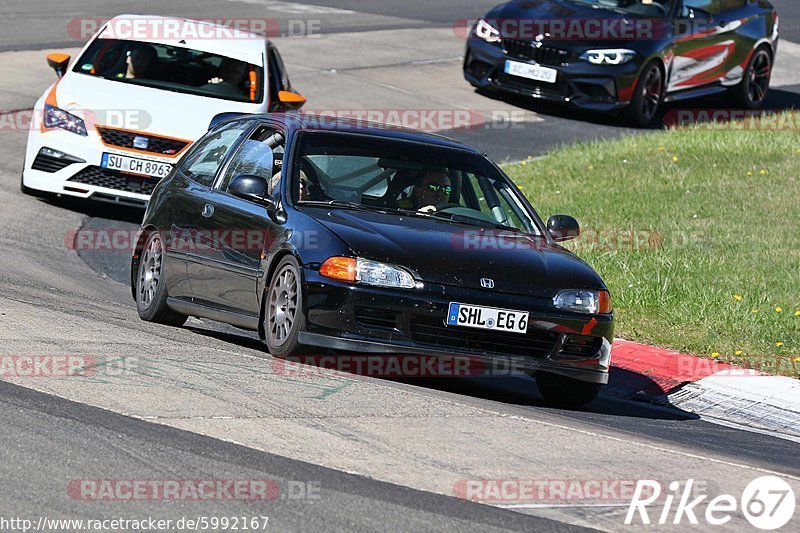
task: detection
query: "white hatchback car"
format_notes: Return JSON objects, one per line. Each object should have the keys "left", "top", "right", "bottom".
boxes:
{"left": 22, "top": 14, "right": 306, "bottom": 207}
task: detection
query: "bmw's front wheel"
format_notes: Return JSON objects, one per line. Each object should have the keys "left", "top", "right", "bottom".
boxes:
{"left": 135, "top": 231, "right": 187, "bottom": 326}
{"left": 264, "top": 256, "right": 306, "bottom": 357}
{"left": 625, "top": 61, "right": 663, "bottom": 127}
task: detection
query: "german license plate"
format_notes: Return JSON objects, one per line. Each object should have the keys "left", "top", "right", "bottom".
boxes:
{"left": 504, "top": 60, "right": 558, "bottom": 84}
{"left": 446, "top": 302, "right": 529, "bottom": 334}
{"left": 101, "top": 153, "right": 173, "bottom": 178}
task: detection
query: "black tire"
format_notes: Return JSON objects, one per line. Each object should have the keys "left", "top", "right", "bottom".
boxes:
{"left": 264, "top": 256, "right": 306, "bottom": 357}
{"left": 535, "top": 371, "right": 602, "bottom": 407}
{"left": 135, "top": 231, "right": 187, "bottom": 326}
{"left": 625, "top": 61, "right": 664, "bottom": 127}
{"left": 729, "top": 46, "right": 772, "bottom": 109}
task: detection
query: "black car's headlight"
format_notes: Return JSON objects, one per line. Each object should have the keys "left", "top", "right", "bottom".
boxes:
{"left": 553, "top": 289, "right": 612, "bottom": 314}
{"left": 43, "top": 104, "right": 88, "bottom": 136}
{"left": 474, "top": 19, "right": 501, "bottom": 44}
{"left": 579, "top": 49, "right": 637, "bottom": 65}
{"left": 321, "top": 257, "right": 416, "bottom": 289}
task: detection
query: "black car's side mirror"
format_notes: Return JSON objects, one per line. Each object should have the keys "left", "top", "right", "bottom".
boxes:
{"left": 547, "top": 215, "right": 580, "bottom": 242}
{"left": 229, "top": 174, "right": 276, "bottom": 213}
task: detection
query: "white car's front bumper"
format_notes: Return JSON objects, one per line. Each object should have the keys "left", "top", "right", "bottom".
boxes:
{"left": 22, "top": 114, "right": 191, "bottom": 208}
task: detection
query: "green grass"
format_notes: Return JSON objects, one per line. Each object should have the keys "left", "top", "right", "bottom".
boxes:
{"left": 503, "top": 119, "right": 800, "bottom": 377}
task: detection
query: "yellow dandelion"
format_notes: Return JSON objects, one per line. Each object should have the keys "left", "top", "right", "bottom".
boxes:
{"left": 735, "top": 350, "right": 743, "bottom": 356}
{"left": 672, "top": 156, "right": 679, "bottom": 162}
{"left": 759, "top": 169, "right": 766, "bottom": 175}
{"left": 751, "top": 308, "right": 759, "bottom": 313}
{"left": 711, "top": 352, "right": 720, "bottom": 358}
{"left": 746, "top": 171, "right": 753, "bottom": 177}
{"left": 794, "top": 357, "right": 800, "bottom": 363}
{"left": 776, "top": 342, "right": 784, "bottom": 347}
{"left": 794, "top": 310, "right": 800, "bottom": 316}
{"left": 588, "top": 165, "right": 594, "bottom": 170}
{"left": 658, "top": 146, "right": 665, "bottom": 151}
{"left": 733, "top": 294, "right": 743, "bottom": 301}
{"left": 521, "top": 161, "right": 527, "bottom": 166}
{"left": 775, "top": 307, "right": 783, "bottom": 313}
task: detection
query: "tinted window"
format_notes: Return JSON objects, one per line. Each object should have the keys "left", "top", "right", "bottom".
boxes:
{"left": 180, "top": 121, "right": 251, "bottom": 186}
{"left": 218, "top": 127, "right": 284, "bottom": 192}
{"left": 683, "top": 0, "right": 745, "bottom": 15}
{"left": 293, "top": 132, "right": 541, "bottom": 234}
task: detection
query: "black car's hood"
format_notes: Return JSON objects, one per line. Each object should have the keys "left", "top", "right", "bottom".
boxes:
{"left": 309, "top": 207, "right": 604, "bottom": 297}
{"left": 491, "top": 0, "right": 630, "bottom": 19}
{"left": 488, "top": 0, "right": 656, "bottom": 47}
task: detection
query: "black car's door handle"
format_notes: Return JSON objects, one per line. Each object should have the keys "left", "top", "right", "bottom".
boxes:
{"left": 202, "top": 203, "right": 215, "bottom": 218}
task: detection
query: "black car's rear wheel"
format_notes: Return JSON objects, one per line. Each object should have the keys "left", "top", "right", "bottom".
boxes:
{"left": 625, "top": 61, "right": 663, "bottom": 127}
{"left": 730, "top": 46, "right": 772, "bottom": 108}
{"left": 264, "top": 256, "right": 306, "bottom": 357}
{"left": 135, "top": 231, "right": 187, "bottom": 326}
{"left": 535, "top": 371, "right": 601, "bottom": 407}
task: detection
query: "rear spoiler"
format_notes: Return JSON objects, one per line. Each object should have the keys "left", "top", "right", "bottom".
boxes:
{"left": 208, "top": 112, "right": 251, "bottom": 131}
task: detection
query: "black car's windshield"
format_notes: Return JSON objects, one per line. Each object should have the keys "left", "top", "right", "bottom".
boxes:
{"left": 73, "top": 38, "right": 264, "bottom": 103}
{"left": 566, "top": 0, "right": 676, "bottom": 17}
{"left": 293, "top": 131, "right": 541, "bottom": 235}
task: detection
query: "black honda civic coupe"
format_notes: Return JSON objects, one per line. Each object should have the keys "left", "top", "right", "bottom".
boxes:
{"left": 131, "top": 113, "right": 614, "bottom": 405}
{"left": 464, "top": 0, "right": 779, "bottom": 125}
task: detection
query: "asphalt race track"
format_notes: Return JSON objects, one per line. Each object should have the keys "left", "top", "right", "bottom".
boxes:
{"left": 0, "top": 1, "right": 799, "bottom": 531}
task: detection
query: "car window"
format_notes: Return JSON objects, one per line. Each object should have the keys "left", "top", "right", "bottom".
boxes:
{"left": 218, "top": 126, "right": 284, "bottom": 192}
{"left": 179, "top": 121, "right": 251, "bottom": 186}
{"left": 293, "top": 132, "right": 541, "bottom": 235}
{"left": 73, "top": 38, "right": 264, "bottom": 103}
{"left": 683, "top": 0, "right": 745, "bottom": 15}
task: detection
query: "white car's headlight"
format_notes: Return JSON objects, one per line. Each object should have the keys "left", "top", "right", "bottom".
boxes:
{"left": 579, "top": 49, "right": 637, "bottom": 65}
{"left": 553, "top": 289, "right": 612, "bottom": 314}
{"left": 321, "top": 257, "right": 416, "bottom": 289}
{"left": 475, "top": 19, "right": 501, "bottom": 43}
{"left": 44, "top": 104, "right": 88, "bottom": 136}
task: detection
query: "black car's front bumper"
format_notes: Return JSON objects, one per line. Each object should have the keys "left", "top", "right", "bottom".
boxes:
{"left": 464, "top": 39, "right": 643, "bottom": 112}
{"left": 299, "top": 268, "right": 614, "bottom": 384}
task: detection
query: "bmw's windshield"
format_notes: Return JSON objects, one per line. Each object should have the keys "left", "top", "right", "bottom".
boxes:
{"left": 566, "top": 0, "right": 676, "bottom": 17}
{"left": 73, "top": 38, "right": 264, "bottom": 103}
{"left": 293, "top": 131, "right": 543, "bottom": 235}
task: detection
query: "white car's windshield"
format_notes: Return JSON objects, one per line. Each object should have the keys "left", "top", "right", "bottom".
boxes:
{"left": 73, "top": 38, "right": 264, "bottom": 103}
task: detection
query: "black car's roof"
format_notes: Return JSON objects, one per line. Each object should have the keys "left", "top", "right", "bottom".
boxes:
{"left": 252, "top": 113, "right": 482, "bottom": 154}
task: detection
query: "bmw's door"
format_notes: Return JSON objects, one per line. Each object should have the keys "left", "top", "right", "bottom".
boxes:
{"left": 669, "top": 0, "right": 746, "bottom": 93}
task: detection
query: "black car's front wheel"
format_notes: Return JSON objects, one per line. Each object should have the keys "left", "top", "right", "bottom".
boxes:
{"left": 264, "top": 256, "right": 306, "bottom": 357}
{"left": 730, "top": 46, "right": 772, "bottom": 108}
{"left": 135, "top": 231, "right": 187, "bottom": 326}
{"left": 625, "top": 61, "right": 663, "bottom": 127}
{"left": 535, "top": 371, "right": 601, "bottom": 407}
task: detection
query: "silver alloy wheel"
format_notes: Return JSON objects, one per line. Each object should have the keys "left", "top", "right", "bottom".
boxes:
{"left": 268, "top": 266, "right": 299, "bottom": 345}
{"left": 138, "top": 234, "right": 163, "bottom": 309}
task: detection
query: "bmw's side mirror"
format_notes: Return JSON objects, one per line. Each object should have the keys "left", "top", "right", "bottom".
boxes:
{"left": 229, "top": 174, "right": 276, "bottom": 213}
{"left": 547, "top": 215, "right": 580, "bottom": 242}
{"left": 46, "top": 53, "right": 71, "bottom": 78}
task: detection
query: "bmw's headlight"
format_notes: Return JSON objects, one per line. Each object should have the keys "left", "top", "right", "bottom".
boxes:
{"left": 320, "top": 257, "right": 416, "bottom": 289}
{"left": 43, "top": 104, "right": 88, "bottom": 136}
{"left": 579, "top": 49, "right": 637, "bottom": 65}
{"left": 474, "top": 19, "right": 501, "bottom": 43}
{"left": 553, "top": 289, "right": 612, "bottom": 314}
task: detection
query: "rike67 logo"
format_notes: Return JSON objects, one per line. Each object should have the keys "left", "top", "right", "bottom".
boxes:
{"left": 626, "top": 476, "right": 796, "bottom": 530}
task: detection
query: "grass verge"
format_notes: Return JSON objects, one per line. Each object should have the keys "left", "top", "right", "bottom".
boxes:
{"left": 504, "top": 119, "right": 799, "bottom": 377}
